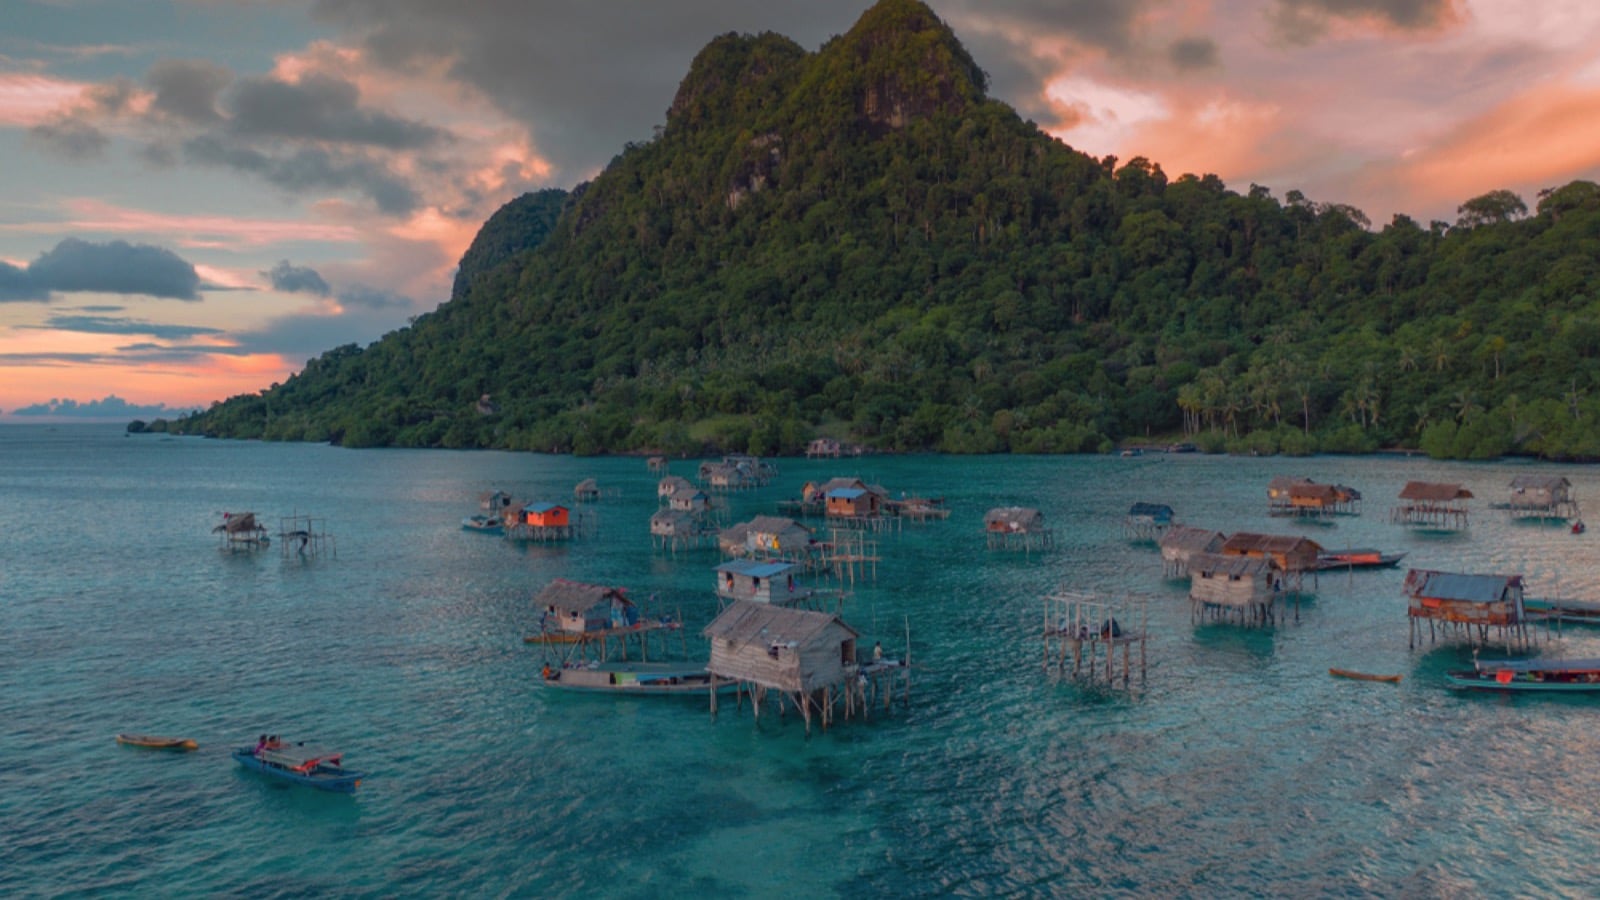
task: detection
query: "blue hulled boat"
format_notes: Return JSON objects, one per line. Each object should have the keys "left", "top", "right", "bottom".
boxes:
{"left": 232, "top": 744, "right": 367, "bottom": 792}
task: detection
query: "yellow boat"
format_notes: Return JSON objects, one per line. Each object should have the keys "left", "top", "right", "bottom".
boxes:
{"left": 116, "top": 733, "right": 199, "bottom": 751}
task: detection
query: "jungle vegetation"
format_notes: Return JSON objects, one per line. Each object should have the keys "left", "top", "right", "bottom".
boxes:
{"left": 168, "top": 0, "right": 1600, "bottom": 461}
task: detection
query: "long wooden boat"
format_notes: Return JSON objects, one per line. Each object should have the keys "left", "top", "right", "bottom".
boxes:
{"left": 1328, "top": 668, "right": 1402, "bottom": 684}
{"left": 232, "top": 745, "right": 366, "bottom": 792}
{"left": 1445, "top": 657, "right": 1600, "bottom": 692}
{"left": 116, "top": 733, "right": 198, "bottom": 751}
{"left": 1316, "top": 549, "right": 1406, "bottom": 571}
{"left": 1523, "top": 596, "right": 1600, "bottom": 624}
{"left": 540, "top": 661, "right": 740, "bottom": 696}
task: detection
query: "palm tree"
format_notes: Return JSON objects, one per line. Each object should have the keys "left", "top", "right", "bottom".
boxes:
{"left": 1452, "top": 389, "right": 1479, "bottom": 423}
{"left": 1429, "top": 336, "right": 1451, "bottom": 372}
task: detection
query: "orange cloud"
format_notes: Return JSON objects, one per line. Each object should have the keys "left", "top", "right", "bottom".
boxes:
{"left": 0, "top": 198, "right": 364, "bottom": 248}
{"left": 1357, "top": 82, "right": 1600, "bottom": 215}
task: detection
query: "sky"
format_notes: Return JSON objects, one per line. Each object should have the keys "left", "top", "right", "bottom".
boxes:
{"left": 4, "top": 0, "right": 1600, "bottom": 421}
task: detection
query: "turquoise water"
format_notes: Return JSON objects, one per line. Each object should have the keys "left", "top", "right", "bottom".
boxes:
{"left": 5, "top": 425, "right": 1600, "bottom": 896}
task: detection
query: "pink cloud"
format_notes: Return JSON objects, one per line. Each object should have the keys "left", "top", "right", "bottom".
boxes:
{"left": 0, "top": 73, "right": 88, "bottom": 126}
{"left": 0, "top": 198, "right": 363, "bottom": 248}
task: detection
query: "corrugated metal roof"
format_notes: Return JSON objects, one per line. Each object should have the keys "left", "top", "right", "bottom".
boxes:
{"left": 828, "top": 487, "right": 867, "bottom": 499}
{"left": 715, "top": 560, "right": 796, "bottom": 578}
{"left": 1416, "top": 572, "right": 1516, "bottom": 603}
{"left": 1128, "top": 502, "right": 1174, "bottom": 519}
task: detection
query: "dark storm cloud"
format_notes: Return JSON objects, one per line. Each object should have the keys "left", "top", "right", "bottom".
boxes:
{"left": 307, "top": 0, "right": 874, "bottom": 174}
{"left": 264, "top": 260, "right": 332, "bottom": 296}
{"left": 1269, "top": 0, "right": 1457, "bottom": 43}
{"left": 11, "top": 238, "right": 201, "bottom": 301}
{"left": 28, "top": 117, "right": 110, "bottom": 159}
{"left": 0, "top": 261, "right": 49, "bottom": 302}
{"left": 306, "top": 1, "right": 1172, "bottom": 177}
{"left": 227, "top": 73, "right": 449, "bottom": 149}
{"left": 1168, "top": 36, "right": 1219, "bottom": 70}
{"left": 37, "top": 314, "right": 224, "bottom": 340}
{"left": 184, "top": 135, "right": 420, "bottom": 214}
{"left": 147, "top": 58, "right": 232, "bottom": 123}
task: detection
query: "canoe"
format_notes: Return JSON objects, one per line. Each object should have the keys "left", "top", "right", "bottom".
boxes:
{"left": 1446, "top": 657, "right": 1600, "bottom": 693}
{"left": 1329, "top": 668, "right": 1402, "bottom": 684}
{"left": 232, "top": 745, "right": 366, "bottom": 792}
{"left": 1316, "top": 550, "right": 1406, "bottom": 571}
{"left": 117, "top": 733, "right": 198, "bottom": 751}
{"left": 540, "top": 661, "right": 741, "bottom": 696}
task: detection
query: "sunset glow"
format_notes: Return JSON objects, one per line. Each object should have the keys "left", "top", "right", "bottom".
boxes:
{"left": 4, "top": 0, "right": 1600, "bottom": 419}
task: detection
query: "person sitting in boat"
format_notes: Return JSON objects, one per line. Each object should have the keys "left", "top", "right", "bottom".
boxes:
{"left": 255, "top": 734, "right": 268, "bottom": 755}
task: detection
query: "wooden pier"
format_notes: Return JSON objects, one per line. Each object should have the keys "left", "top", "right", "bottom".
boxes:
{"left": 278, "top": 513, "right": 335, "bottom": 559}
{"left": 1044, "top": 591, "right": 1148, "bottom": 687}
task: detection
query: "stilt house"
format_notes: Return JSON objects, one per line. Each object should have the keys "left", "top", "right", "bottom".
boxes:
{"left": 573, "top": 478, "right": 600, "bottom": 502}
{"left": 1158, "top": 526, "right": 1226, "bottom": 577}
{"left": 1392, "top": 482, "right": 1473, "bottom": 529}
{"left": 715, "top": 560, "right": 805, "bottom": 605}
{"left": 658, "top": 475, "right": 694, "bottom": 503}
{"left": 806, "top": 437, "right": 842, "bottom": 458}
{"left": 1126, "top": 502, "right": 1175, "bottom": 539}
{"left": 1220, "top": 532, "right": 1322, "bottom": 580}
{"left": 534, "top": 579, "right": 638, "bottom": 635}
{"left": 985, "top": 507, "right": 1051, "bottom": 548}
{"left": 1403, "top": 569, "right": 1530, "bottom": 650}
{"left": 1187, "top": 552, "right": 1277, "bottom": 626}
{"left": 1507, "top": 476, "right": 1576, "bottom": 518}
{"left": 703, "top": 600, "right": 860, "bottom": 732}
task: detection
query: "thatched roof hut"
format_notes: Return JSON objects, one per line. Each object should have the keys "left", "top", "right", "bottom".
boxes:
{"left": 1508, "top": 476, "right": 1573, "bottom": 511}
{"left": 650, "top": 508, "right": 699, "bottom": 537}
{"left": 1159, "top": 526, "right": 1226, "bottom": 575}
{"left": 532, "top": 579, "right": 635, "bottom": 634}
{"left": 574, "top": 478, "right": 600, "bottom": 501}
{"left": 703, "top": 600, "right": 858, "bottom": 695}
{"left": 1393, "top": 481, "right": 1474, "bottom": 528}
{"left": 1220, "top": 533, "right": 1323, "bottom": 574}
{"left": 985, "top": 507, "right": 1045, "bottom": 533}
{"left": 658, "top": 475, "right": 693, "bottom": 500}
{"left": 1188, "top": 552, "right": 1274, "bottom": 610}
{"left": 745, "top": 515, "right": 814, "bottom": 556}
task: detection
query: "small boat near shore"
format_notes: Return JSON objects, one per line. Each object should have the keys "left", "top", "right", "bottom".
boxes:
{"left": 232, "top": 744, "right": 366, "bottom": 792}
{"left": 116, "top": 733, "right": 198, "bottom": 751}
{"left": 1445, "top": 657, "right": 1600, "bottom": 692}
{"left": 1316, "top": 549, "right": 1406, "bottom": 571}
{"left": 539, "top": 660, "right": 739, "bottom": 696}
{"left": 1329, "top": 668, "right": 1401, "bottom": 684}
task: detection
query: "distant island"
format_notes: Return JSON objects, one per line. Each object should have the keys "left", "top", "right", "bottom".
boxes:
{"left": 167, "top": 0, "right": 1600, "bottom": 463}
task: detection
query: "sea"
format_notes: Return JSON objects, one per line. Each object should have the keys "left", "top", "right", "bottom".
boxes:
{"left": 5, "top": 423, "right": 1600, "bottom": 898}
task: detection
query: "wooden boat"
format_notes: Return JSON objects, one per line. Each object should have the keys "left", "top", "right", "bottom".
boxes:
{"left": 1316, "top": 549, "right": 1406, "bottom": 571}
{"left": 1328, "top": 668, "right": 1401, "bottom": 684}
{"left": 116, "top": 733, "right": 198, "bottom": 751}
{"left": 1445, "top": 657, "right": 1600, "bottom": 692}
{"left": 460, "top": 514, "right": 503, "bottom": 534}
{"left": 539, "top": 661, "right": 740, "bottom": 696}
{"left": 232, "top": 744, "right": 366, "bottom": 792}
{"left": 1524, "top": 597, "right": 1600, "bottom": 624}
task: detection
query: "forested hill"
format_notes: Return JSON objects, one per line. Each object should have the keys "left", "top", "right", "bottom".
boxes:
{"left": 175, "top": 0, "right": 1600, "bottom": 460}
